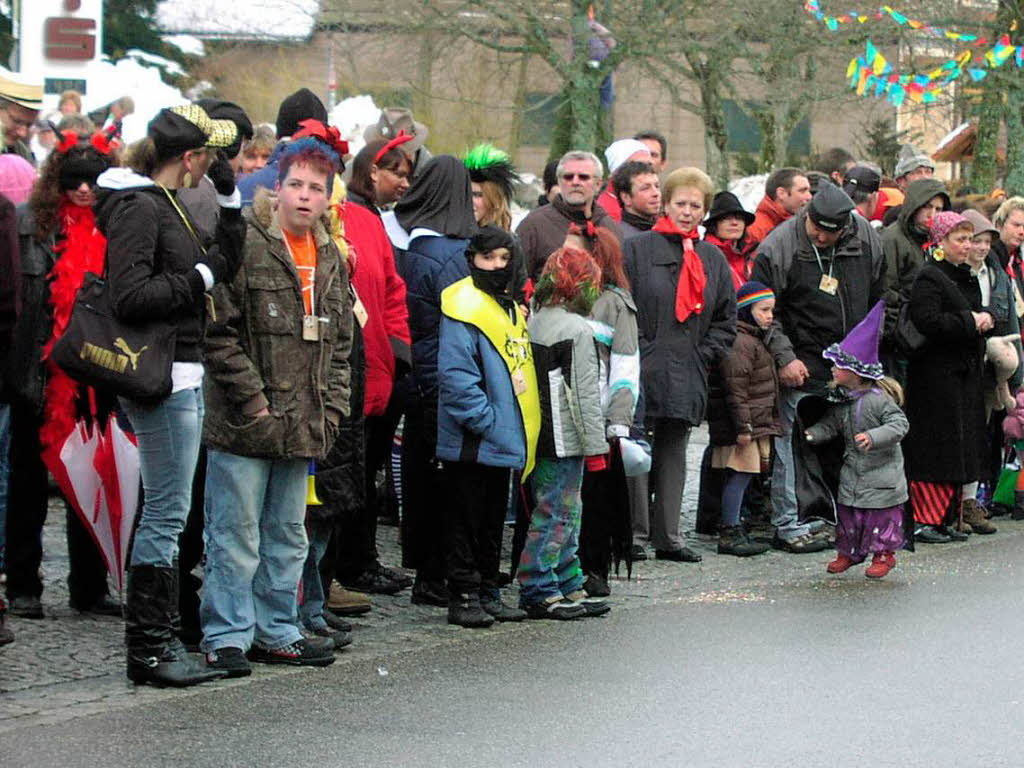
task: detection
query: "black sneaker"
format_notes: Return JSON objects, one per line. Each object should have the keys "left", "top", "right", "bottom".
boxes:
{"left": 205, "top": 647, "right": 251, "bottom": 678}
{"left": 448, "top": 593, "right": 494, "bottom": 628}
{"left": 7, "top": 595, "right": 43, "bottom": 619}
{"left": 914, "top": 525, "right": 952, "bottom": 544}
{"left": 322, "top": 609, "right": 353, "bottom": 632}
{"left": 565, "top": 589, "right": 611, "bottom": 617}
{"left": 479, "top": 594, "right": 526, "bottom": 622}
{"left": 376, "top": 564, "right": 413, "bottom": 589}
{"left": 522, "top": 597, "right": 586, "bottom": 620}
{"left": 342, "top": 568, "right": 404, "bottom": 596}
{"left": 411, "top": 578, "right": 448, "bottom": 607}
{"left": 630, "top": 544, "right": 649, "bottom": 561}
{"left": 69, "top": 594, "right": 122, "bottom": 617}
{"left": 582, "top": 574, "right": 610, "bottom": 597}
{"left": 307, "top": 625, "right": 353, "bottom": 650}
{"left": 248, "top": 638, "right": 335, "bottom": 667}
{"left": 718, "top": 526, "right": 770, "bottom": 557}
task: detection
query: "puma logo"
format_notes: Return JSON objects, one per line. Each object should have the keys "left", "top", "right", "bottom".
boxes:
{"left": 113, "top": 338, "right": 148, "bottom": 371}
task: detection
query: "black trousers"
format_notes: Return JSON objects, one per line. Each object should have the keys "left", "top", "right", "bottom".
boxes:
{"left": 177, "top": 446, "right": 207, "bottom": 637}
{"left": 333, "top": 397, "right": 402, "bottom": 582}
{"left": 5, "top": 400, "right": 108, "bottom": 604}
{"left": 400, "top": 406, "right": 446, "bottom": 581}
{"left": 443, "top": 461, "right": 509, "bottom": 596}
{"left": 579, "top": 445, "right": 630, "bottom": 581}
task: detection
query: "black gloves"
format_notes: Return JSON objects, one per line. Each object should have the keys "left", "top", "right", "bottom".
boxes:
{"left": 198, "top": 244, "right": 229, "bottom": 285}
{"left": 208, "top": 150, "right": 236, "bottom": 197}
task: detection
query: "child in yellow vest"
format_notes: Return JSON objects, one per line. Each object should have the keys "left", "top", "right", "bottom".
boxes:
{"left": 437, "top": 226, "right": 540, "bottom": 627}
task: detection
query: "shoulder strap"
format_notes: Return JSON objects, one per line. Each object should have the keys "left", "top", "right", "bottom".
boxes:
{"left": 158, "top": 184, "right": 206, "bottom": 256}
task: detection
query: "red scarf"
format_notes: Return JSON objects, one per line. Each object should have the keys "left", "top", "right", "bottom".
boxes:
{"left": 704, "top": 233, "right": 755, "bottom": 289}
{"left": 38, "top": 202, "right": 107, "bottom": 472}
{"left": 652, "top": 215, "right": 706, "bottom": 323}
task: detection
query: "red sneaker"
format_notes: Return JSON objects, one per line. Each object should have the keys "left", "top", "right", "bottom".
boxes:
{"left": 865, "top": 552, "right": 893, "bottom": 579}
{"left": 827, "top": 554, "right": 856, "bottom": 574}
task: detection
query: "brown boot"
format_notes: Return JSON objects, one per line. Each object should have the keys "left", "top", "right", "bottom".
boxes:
{"left": 962, "top": 498, "right": 997, "bottom": 534}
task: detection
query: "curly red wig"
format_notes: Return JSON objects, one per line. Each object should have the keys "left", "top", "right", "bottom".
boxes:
{"left": 533, "top": 246, "right": 601, "bottom": 315}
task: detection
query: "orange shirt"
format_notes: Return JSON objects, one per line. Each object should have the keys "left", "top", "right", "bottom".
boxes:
{"left": 283, "top": 229, "right": 317, "bottom": 314}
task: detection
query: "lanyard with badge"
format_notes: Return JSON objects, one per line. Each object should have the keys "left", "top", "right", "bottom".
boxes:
{"left": 812, "top": 244, "right": 839, "bottom": 295}
{"left": 282, "top": 232, "right": 325, "bottom": 342}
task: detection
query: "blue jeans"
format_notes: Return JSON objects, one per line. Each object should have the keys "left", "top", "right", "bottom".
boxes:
{"left": 200, "top": 451, "right": 308, "bottom": 652}
{"left": 299, "top": 516, "right": 333, "bottom": 632}
{"left": 0, "top": 401, "right": 9, "bottom": 571}
{"left": 771, "top": 389, "right": 811, "bottom": 540}
{"left": 120, "top": 388, "right": 204, "bottom": 568}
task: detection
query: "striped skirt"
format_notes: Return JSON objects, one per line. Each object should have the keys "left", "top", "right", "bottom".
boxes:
{"left": 908, "top": 481, "right": 959, "bottom": 526}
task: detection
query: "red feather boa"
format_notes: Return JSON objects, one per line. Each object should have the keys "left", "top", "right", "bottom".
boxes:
{"left": 38, "top": 202, "right": 107, "bottom": 473}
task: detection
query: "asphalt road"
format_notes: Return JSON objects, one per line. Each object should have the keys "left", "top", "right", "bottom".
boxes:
{"left": 7, "top": 535, "right": 1024, "bottom": 768}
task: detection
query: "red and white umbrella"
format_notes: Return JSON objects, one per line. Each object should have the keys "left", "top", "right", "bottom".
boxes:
{"left": 46, "top": 417, "right": 140, "bottom": 594}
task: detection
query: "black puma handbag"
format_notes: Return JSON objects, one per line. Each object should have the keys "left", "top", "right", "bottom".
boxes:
{"left": 52, "top": 271, "right": 177, "bottom": 403}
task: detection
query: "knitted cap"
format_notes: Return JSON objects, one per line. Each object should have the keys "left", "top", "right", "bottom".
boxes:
{"left": 930, "top": 210, "right": 972, "bottom": 243}
{"left": 604, "top": 139, "right": 650, "bottom": 175}
{"left": 736, "top": 281, "right": 774, "bottom": 310}
{"left": 276, "top": 88, "right": 327, "bottom": 139}
{"left": 894, "top": 143, "right": 934, "bottom": 179}
{"left": 822, "top": 300, "right": 885, "bottom": 380}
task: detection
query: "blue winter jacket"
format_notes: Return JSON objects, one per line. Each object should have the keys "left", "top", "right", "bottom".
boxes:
{"left": 395, "top": 234, "right": 470, "bottom": 405}
{"left": 436, "top": 312, "right": 526, "bottom": 468}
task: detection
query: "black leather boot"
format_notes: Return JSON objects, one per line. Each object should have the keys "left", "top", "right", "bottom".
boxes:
{"left": 124, "top": 565, "right": 226, "bottom": 687}
{"left": 1013, "top": 491, "right": 1024, "bottom": 520}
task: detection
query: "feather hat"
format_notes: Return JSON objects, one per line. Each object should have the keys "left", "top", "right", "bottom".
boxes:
{"left": 463, "top": 143, "right": 520, "bottom": 203}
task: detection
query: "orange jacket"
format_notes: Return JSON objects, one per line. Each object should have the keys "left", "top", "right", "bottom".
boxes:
{"left": 747, "top": 195, "right": 791, "bottom": 244}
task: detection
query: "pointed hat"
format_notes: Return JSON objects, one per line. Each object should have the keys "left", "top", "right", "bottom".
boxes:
{"left": 822, "top": 300, "right": 885, "bottom": 380}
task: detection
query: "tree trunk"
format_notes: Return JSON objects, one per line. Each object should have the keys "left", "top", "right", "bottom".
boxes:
{"left": 413, "top": 33, "right": 435, "bottom": 131}
{"left": 971, "top": 76, "right": 1001, "bottom": 191}
{"left": 509, "top": 52, "right": 529, "bottom": 165}
{"left": 697, "top": 69, "right": 730, "bottom": 187}
{"left": 549, "top": 1, "right": 607, "bottom": 159}
{"left": 1004, "top": 88, "right": 1024, "bottom": 195}
{"left": 755, "top": 111, "right": 776, "bottom": 172}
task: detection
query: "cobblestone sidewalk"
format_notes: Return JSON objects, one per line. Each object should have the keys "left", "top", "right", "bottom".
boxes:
{"left": 2, "top": 426, "right": 1020, "bottom": 733}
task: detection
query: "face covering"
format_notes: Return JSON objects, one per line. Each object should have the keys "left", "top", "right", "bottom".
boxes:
{"left": 470, "top": 263, "right": 513, "bottom": 297}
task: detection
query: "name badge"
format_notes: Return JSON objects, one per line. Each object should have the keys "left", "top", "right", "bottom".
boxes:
{"left": 819, "top": 275, "right": 839, "bottom": 295}
{"left": 302, "top": 314, "right": 320, "bottom": 342}
{"left": 353, "top": 298, "right": 369, "bottom": 329}
{"left": 511, "top": 369, "right": 527, "bottom": 395}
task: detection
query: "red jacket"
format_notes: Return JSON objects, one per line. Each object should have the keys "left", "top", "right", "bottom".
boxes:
{"left": 704, "top": 233, "right": 757, "bottom": 290}
{"left": 344, "top": 200, "right": 411, "bottom": 417}
{"left": 747, "top": 195, "right": 790, "bottom": 244}
{"left": 597, "top": 186, "right": 622, "bottom": 222}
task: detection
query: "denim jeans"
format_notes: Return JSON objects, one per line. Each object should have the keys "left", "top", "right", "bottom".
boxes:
{"left": 0, "top": 400, "right": 9, "bottom": 571}
{"left": 200, "top": 450, "right": 308, "bottom": 652}
{"left": 771, "top": 389, "right": 811, "bottom": 540}
{"left": 120, "top": 388, "right": 204, "bottom": 568}
{"left": 517, "top": 456, "right": 586, "bottom": 606}
{"left": 298, "top": 516, "right": 333, "bottom": 632}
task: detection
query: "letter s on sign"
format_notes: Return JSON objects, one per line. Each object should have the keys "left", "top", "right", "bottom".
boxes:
{"left": 44, "top": 17, "right": 97, "bottom": 61}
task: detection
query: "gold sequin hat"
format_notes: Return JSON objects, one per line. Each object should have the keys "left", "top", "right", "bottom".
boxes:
{"left": 149, "top": 103, "right": 238, "bottom": 161}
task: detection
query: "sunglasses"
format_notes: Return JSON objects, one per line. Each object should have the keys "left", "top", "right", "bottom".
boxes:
{"left": 561, "top": 172, "right": 592, "bottom": 182}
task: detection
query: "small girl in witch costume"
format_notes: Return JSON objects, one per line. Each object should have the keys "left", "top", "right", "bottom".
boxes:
{"left": 805, "top": 301, "right": 910, "bottom": 579}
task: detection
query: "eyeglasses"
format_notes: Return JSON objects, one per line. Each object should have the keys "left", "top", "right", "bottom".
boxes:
{"left": 561, "top": 173, "right": 592, "bottom": 182}
{"left": 0, "top": 108, "right": 33, "bottom": 131}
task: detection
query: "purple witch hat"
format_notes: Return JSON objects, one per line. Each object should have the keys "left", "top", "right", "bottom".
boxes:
{"left": 822, "top": 300, "right": 885, "bottom": 380}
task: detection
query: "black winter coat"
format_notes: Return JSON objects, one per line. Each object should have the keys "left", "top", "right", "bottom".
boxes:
{"left": 903, "top": 259, "right": 986, "bottom": 483}
{"left": 623, "top": 232, "right": 736, "bottom": 425}
{"left": 312, "top": 320, "right": 366, "bottom": 521}
{"left": 7, "top": 209, "right": 55, "bottom": 411}
{"left": 95, "top": 175, "right": 209, "bottom": 364}
{"left": 707, "top": 321, "right": 782, "bottom": 445}
{"left": 751, "top": 212, "right": 885, "bottom": 387}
